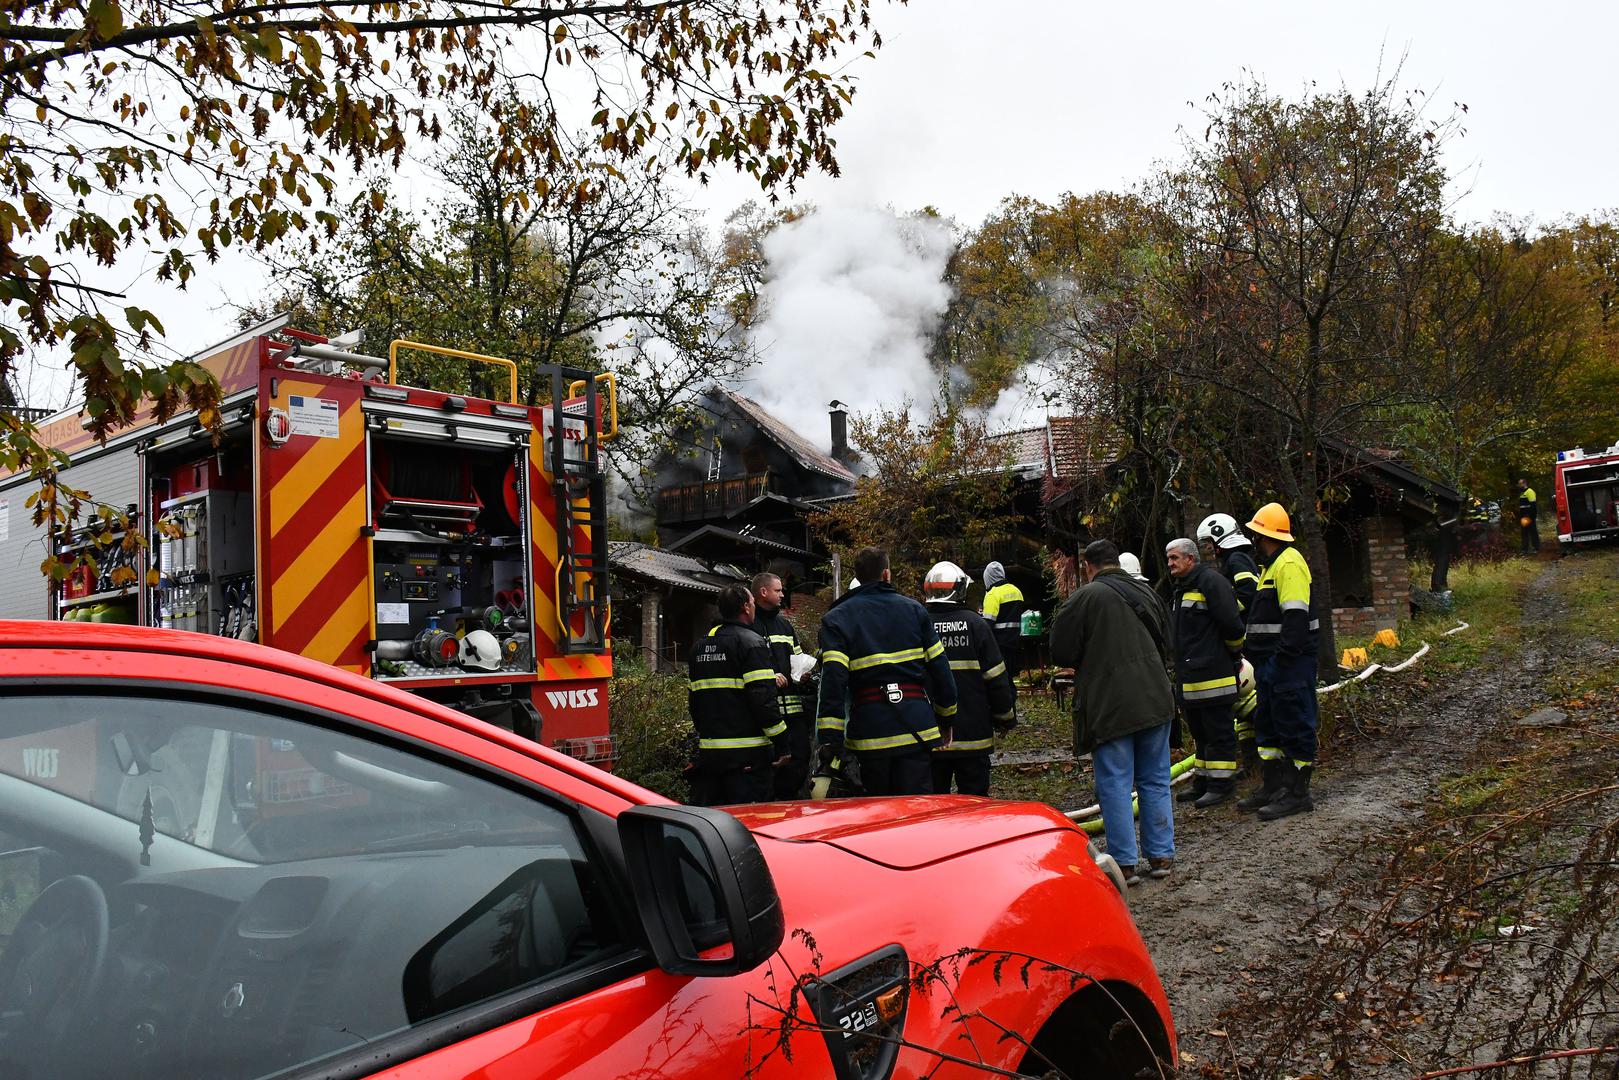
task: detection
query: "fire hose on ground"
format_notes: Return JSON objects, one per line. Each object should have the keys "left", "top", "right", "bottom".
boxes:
{"left": 1062, "top": 622, "right": 1466, "bottom": 834}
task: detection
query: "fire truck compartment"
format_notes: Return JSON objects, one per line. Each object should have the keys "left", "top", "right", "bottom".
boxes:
{"left": 368, "top": 433, "right": 538, "bottom": 683}
{"left": 1563, "top": 461, "right": 1619, "bottom": 535}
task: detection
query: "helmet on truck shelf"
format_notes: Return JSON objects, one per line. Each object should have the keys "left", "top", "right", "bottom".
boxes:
{"left": 460, "top": 629, "right": 503, "bottom": 672}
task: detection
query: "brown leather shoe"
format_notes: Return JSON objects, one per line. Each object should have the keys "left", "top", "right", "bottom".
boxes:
{"left": 1147, "top": 857, "right": 1173, "bottom": 879}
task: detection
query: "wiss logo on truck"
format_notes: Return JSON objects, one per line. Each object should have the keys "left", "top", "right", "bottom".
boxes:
{"left": 0, "top": 316, "right": 619, "bottom": 764}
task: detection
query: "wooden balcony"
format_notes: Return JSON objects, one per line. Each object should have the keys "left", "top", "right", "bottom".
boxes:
{"left": 656, "top": 472, "right": 775, "bottom": 525}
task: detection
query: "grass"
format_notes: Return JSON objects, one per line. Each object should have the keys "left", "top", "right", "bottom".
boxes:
{"left": 1545, "top": 550, "right": 1619, "bottom": 696}
{"left": 1318, "top": 557, "right": 1543, "bottom": 748}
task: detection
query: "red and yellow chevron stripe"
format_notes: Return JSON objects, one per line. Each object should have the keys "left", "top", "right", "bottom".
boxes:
{"left": 258, "top": 378, "right": 371, "bottom": 674}
{"left": 528, "top": 428, "right": 613, "bottom": 682}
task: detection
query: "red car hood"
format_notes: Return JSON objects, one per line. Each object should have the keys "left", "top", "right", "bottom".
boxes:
{"left": 732, "top": 796, "right": 1073, "bottom": 870}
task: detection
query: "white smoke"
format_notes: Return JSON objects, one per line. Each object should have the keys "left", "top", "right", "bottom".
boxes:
{"left": 982, "top": 356, "right": 1068, "bottom": 431}
{"left": 743, "top": 206, "right": 955, "bottom": 448}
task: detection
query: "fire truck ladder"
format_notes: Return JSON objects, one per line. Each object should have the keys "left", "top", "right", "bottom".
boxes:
{"left": 549, "top": 368, "right": 616, "bottom": 653}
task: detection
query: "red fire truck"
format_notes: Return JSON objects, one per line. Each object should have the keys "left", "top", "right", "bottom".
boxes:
{"left": 0, "top": 316, "right": 615, "bottom": 762}
{"left": 1553, "top": 440, "right": 1619, "bottom": 551}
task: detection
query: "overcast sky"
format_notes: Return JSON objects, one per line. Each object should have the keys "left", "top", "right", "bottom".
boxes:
{"left": 688, "top": 0, "right": 1618, "bottom": 228}
{"left": 17, "top": 0, "right": 1618, "bottom": 409}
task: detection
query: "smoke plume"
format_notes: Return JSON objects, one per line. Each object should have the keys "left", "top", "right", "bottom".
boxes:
{"left": 743, "top": 206, "right": 955, "bottom": 448}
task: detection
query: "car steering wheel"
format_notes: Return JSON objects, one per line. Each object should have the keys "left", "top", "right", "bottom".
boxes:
{"left": 0, "top": 875, "right": 110, "bottom": 1057}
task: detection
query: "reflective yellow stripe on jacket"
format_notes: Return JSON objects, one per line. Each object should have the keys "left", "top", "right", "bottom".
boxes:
{"left": 847, "top": 727, "right": 942, "bottom": 752}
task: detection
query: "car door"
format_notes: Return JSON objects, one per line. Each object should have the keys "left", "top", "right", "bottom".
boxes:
{"left": 0, "top": 645, "right": 833, "bottom": 1080}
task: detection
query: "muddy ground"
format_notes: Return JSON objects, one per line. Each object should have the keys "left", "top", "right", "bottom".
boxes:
{"left": 1110, "top": 554, "right": 1619, "bottom": 1079}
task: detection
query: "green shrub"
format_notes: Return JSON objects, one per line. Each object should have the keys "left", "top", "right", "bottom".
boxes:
{"left": 609, "top": 648, "right": 696, "bottom": 801}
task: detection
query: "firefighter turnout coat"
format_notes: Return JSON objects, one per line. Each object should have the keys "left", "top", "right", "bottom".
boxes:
{"left": 689, "top": 620, "right": 789, "bottom": 764}
{"left": 1245, "top": 545, "right": 1319, "bottom": 661}
{"left": 927, "top": 601, "right": 1016, "bottom": 755}
{"left": 1218, "top": 547, "right": 1261, "bottom": 618}
{"left": 1170, "top": 564, "right": 1246, "bottom": 704}
{"left": 753, "top": 604, "right": 807, "bottom": 721}
{"left": 817, "top": 582, "right": 959, "bottom": 757}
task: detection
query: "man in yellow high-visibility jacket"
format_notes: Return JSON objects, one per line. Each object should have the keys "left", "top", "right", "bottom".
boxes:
{"left": 1517, "top": 478, "right": 1540, "bottom": 555}
{"left": 981, "top": 561, "right": 1026, "bottom": 680}
{"left": 1237, "top": 503, "right": 1320, "bottom": 821}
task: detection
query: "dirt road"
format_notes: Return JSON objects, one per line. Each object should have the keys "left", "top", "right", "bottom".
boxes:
{"left": 1126, "top": 555, "right": 1619, "bottom": 1078}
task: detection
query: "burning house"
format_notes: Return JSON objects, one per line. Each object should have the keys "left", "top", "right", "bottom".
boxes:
{"left": 608, "top": 387, "right": 857, "bottom": 668}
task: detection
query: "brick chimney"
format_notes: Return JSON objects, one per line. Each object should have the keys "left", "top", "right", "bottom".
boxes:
{"left": 828, "top": 400, "right": 849, "bottom": 462}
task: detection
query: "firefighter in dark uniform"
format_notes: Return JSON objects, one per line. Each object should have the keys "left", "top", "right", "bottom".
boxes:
{"left": 922, "top": 561, "right": 1016, "bottom": 796}
{"left": 1237, "top": 503, "right": 1320, "bottom": 821}
{"left": 1166, "top": 538, "right": 1247, "bottom": 808}
{"left": 1197, "top": 511, "right": 1263, "bottom": 773}
{"left": 751, "top": 571, "right": 813, "bottom": 799}
{"left": 817, "top": 547, "right": 958, "bottom": 796}
{"left": 687, "top": 583, "right": 790, "bottom": 805}
{"left": 981, "top": 561, "right": 1026, "bottom": 681}
{"left": 1517, "top": 478, "right": 1540, "bottom": 555}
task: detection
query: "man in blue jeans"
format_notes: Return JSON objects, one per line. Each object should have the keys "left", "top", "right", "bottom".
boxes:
{"left": 1050, "top": 540, "right": 1177, "bottom": 884}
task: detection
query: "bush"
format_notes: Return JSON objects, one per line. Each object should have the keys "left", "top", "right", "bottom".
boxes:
{"left": 609, "top": 648, "right": 695, "bottom": 801}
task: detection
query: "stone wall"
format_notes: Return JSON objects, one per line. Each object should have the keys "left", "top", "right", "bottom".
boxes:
{"left": 1330, "top": 512, "right": 1410, "bottom": 642}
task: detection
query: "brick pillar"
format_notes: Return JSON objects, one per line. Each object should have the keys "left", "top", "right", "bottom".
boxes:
{"left": 1367, "top": 513, "right": 1409, "bottom": 632}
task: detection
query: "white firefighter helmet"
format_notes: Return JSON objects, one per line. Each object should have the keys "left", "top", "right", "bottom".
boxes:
{"left": 1238, "top": 657, "right": 1256, "bottom": 697}
{"left": 1118, "top": 552, "right": 1147, "bottom": 581}
{"left": 922, "top": 560, "right": 972, "bottom": 604}
{"left": 1197, "top": 512, "right": 1252, "bottom": 551}
{"left": 460, "top": 629, "right": 503, "bottom": 671}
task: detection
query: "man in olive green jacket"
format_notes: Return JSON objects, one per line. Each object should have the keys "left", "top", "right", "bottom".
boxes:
{"left": 1050, "top": 540, "right": 1177, "bottom": 884}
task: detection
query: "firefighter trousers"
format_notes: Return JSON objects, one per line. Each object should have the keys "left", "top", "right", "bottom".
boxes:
{"left": 1253, "top": 652, "right": 1319, "bottom": 768}
{"left": 772, "top": 713, "right": 814, "bottom": 799}
{"left": 859, "top": 749, "right": 934, "bottom": 796}
{"left": 690, "top": 757, "right": 773, "bottom": 806}
{"left": 1183, "top": 700, "right": 1239, "bottom": 780}
{"left": 931, "top": 753, "right": 991, "bottom": 797}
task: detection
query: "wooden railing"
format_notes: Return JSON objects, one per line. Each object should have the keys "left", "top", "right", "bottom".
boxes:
{"left": 655, "top": 472, "right": 774, "bottom": 524}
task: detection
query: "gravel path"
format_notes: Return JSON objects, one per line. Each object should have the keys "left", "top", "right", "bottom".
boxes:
{"left": 1125, "top": 561, "right": 1580, "bottom": 1077}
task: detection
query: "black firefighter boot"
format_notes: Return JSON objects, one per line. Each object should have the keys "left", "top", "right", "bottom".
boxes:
{"left": 1236, "top": 760, "right": 1285, "bottom": 812}
{"left": 1176, "top": 772, "right": 1207, "bottom": 804}
{"left": 1259, "top": 764, "right": 1314, "bottom": 821}
{"left": 1194, "top": 777, "right": 1237, "bottom": 809}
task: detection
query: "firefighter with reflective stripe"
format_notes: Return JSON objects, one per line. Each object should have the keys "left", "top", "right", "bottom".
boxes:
{"left": 981, "top": 561, "right": 1026, "bottom": 680}
{"left": 923, "top": 561, "right": 1016, "bottom": 796}
{"left": 1166, "top": 537, "right": 1246, "bottom": 808}
{"left": 1237, "top": 503, "right": 1320, "bottom": 820}
{"left": 817, "top": 546, "right": 958, "bottom": 796}
{"left": 1196, "top": 511, "right": 1262, "bottom": 780}
{"left": 1197, "top": 512, "right": 1261, "bottom": 616}
{"left": 1517, "top": 478, "right": 1540, "bottom": 555}
{"left": 752, "top": 571, "right": 813, "bottom": 799}
{"left": 687, "top": 583, "right": 789, "bottom": 806}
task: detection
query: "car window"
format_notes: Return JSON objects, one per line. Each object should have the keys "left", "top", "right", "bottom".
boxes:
{"left": 0, "top": 691, "right": 627, "bottom": 1080}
